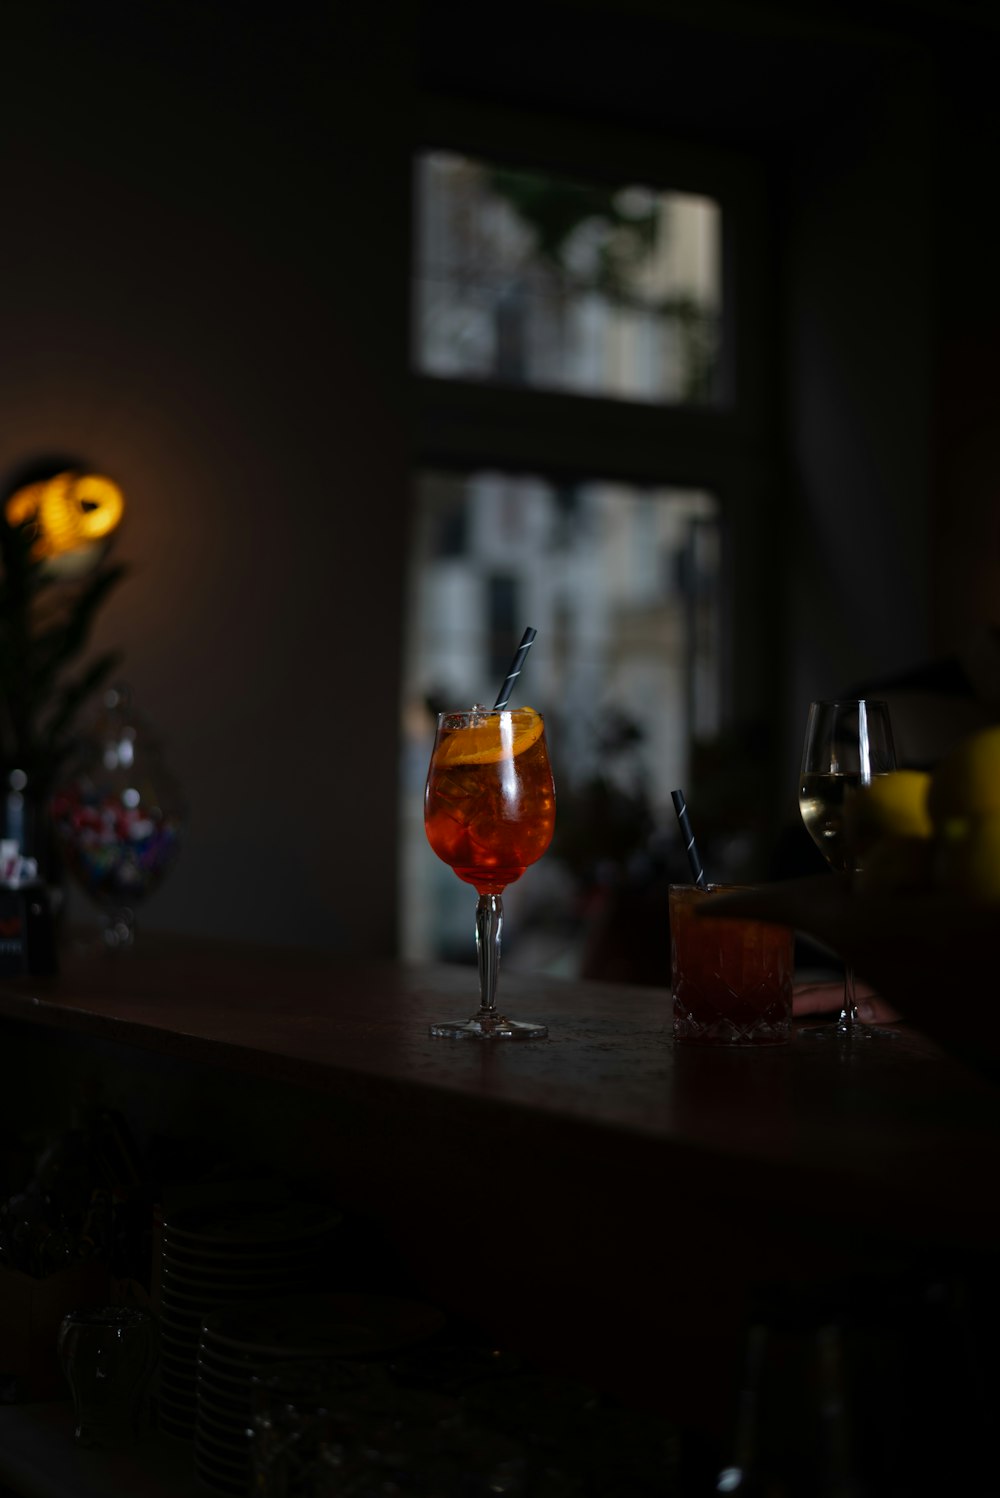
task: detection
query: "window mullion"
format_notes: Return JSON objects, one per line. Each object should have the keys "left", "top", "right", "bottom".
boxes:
{"left": 415, "top": 376, "right": 759, "bottom": 491}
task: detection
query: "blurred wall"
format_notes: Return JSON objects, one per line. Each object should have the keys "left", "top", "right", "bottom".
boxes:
{"left": 778, "top": 21, "right": 1000, "bottom": 778}
{"left": 930, "top": 41, "right": 1000, "bottom": 651}
{"left": 0, "top": 5, "right": 413, "bottom": 950}
{"left": 782, "top": 52, "right": 935, "bottom": 759}
{"left": 0, "top": 2, "right": 997, "bottom": 949}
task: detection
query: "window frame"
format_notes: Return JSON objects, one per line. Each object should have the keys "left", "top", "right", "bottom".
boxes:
{"left": 409, "top": 90, "right": 780, "bottom": 740}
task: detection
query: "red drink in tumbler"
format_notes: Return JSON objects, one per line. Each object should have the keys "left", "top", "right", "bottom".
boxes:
{"left": 670, "top": 883, "right": 794, "bottom": 1046}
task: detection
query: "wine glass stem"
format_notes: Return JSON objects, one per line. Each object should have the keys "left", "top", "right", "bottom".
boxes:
{"left": 841, "top": 962, "right": 858, "bottom": 1029}
{"left": 475, "top": 893, "right": 503, "bottom": 1018}
{"left": 841, "top": 862, "right": 860, "bottom": 1030}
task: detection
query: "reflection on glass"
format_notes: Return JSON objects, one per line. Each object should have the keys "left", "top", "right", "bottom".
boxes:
{"left": 414, "top": 151, "right": 722, "bottom": 404}
{"left": 400, "top": 470, "right": 722, "bottom": 971}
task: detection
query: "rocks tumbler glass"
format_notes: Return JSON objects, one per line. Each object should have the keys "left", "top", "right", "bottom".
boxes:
{"left": 670, "top": 883, "right": 794, "bottom": 1046}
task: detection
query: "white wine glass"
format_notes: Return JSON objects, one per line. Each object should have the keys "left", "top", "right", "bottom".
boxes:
{"left": 798, "top": 699, "right": 897, "bottom": 1038}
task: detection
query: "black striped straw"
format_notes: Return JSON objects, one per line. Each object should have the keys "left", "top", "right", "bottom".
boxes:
{"left": 671, "top": 789, "right": 707, "bottom": 888}
{"left": 493, "top": 627, "right": 537, "bottom": 710}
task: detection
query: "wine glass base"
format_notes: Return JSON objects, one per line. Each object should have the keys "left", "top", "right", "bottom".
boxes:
{"left": 101, "top": 906, "right": 137, "bottom": 951}
{"left": 429, "top": 1015, "right": 548, "bottom": 1040}
{"left": 801, "top": 1020, "right": 897, "bottom": 1041}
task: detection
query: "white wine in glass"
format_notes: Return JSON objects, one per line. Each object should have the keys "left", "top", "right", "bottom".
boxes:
{"left": 800, "top": 771, "right": 872, "bottom": 872}
{"left": 798, "top": 699, "right": 897, "bottom": 1038}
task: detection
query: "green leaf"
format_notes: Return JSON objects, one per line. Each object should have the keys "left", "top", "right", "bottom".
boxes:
{"left": 27, "top": 564, "right": 127, "bottom": 693}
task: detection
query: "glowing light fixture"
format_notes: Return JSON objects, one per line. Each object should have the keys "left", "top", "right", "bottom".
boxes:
{"left": 4, "top": 469, "right": 125, "bottom": 573}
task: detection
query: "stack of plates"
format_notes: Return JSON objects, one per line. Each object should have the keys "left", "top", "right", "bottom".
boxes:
{"left": 195, "top": 1293, "right": 447, "bottom": 1495}
{"left": 157, "top": 1198, "right": 344, "bottom": 1444}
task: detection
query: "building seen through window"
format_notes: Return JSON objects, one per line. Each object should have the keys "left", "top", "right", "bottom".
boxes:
{"left": 414, "top": 152, "right": 722, "bottom": 404}
{"left": 401, "top": 471, "right": 722, "bottom": 974}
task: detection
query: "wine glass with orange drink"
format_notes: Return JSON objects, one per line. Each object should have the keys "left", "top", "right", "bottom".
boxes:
{"left": 423, "top": 672, "right": 556, "bottom": 1039}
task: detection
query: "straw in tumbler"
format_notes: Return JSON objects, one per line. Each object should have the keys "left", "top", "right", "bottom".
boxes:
{"left": 493, "top": 627, "right": 537, "bottom": 710}
{"left": 671, "top": 789, "right": 707, "bottom": 888}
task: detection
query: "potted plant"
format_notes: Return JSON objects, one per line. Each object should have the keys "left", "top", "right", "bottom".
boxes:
{"left": 0, "top": 487, "right": 126, "bottom": 886}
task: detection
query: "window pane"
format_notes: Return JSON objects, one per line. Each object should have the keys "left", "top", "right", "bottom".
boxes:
{"left": 414, "top": 152, "right": 722, "bottom": 404}
{"left": 400, "top": 470, "right": 723, "bottom": 976}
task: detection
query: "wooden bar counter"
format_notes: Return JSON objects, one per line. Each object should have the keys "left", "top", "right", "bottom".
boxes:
{"left": 0, "top": 934, "right": 999, "bottom": 1479}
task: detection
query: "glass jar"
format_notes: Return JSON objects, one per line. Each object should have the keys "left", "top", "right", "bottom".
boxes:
{"left": 51, "top": 686, "right": 184, "bottom": 948}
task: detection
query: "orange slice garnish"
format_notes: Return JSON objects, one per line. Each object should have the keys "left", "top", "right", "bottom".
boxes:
{"left": 436, "top": 707, "right": 544, "bottom": 767}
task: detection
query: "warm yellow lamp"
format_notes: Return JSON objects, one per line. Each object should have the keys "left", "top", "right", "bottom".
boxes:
{"left": 4, "top": 469, "right": 125, "bottom": 575}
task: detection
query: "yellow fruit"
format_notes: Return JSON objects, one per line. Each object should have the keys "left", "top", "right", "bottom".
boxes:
{"left": 934, "top": 813, "right": 1000, "bottom": 902}
{"left": 928, "top": 725, "right": 1000, "bottom": 825}
{"left": 856, "top": 833, "right": 935, "bottom": 895}
{"left": 846, "top": 770, "right": 932, "bottom": 844}
{"left": 435, "top": 707, "right": 544, "bottom": 767}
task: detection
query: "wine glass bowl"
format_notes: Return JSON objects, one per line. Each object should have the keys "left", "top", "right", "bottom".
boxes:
{"left": 424, "top": 705, "right": 555, "bottom": 1039}
{"left": 798, "top": 699, "right": 896, "bottom": 1037}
